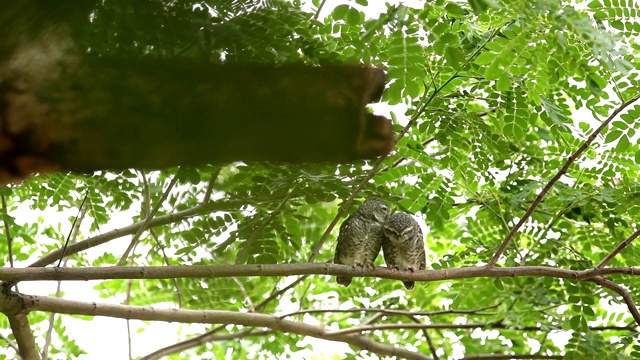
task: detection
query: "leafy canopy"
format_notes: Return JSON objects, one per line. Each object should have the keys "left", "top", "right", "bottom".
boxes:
{"left": 2, "top": 0, "right": 640, "bottom": 359}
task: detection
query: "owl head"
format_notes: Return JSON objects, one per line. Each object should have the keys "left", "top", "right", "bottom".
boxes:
{"left": 357, "top": 197, "right": 389, "bottom": 223}
{"left": 383, "top": 212, "right": 418, "bottom": 242}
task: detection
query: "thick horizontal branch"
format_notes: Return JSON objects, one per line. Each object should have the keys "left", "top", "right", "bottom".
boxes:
{"left": 22, "top": 295, "right": 430, "bottom": 360}
{"left": 2, "top": 263, "right": 639, "bottom": 283}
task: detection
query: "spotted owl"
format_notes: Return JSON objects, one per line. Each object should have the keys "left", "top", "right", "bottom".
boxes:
{"left": 333, "top": 198, "right": 390, "bottom": 287}
{"left": 382, "top": 212, "right": 426, "bottom": 290}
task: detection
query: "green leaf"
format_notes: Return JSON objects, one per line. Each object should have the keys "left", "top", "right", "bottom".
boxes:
{"left": 445, "top": 3, "right": 465, "bottom": 16}
{"left": 346, "top": 8, "right": 361, "bottom": 26}
{"left": 604, "top": 130, "right": 622, "bottom": 144}
{"left": 445, "top": 46, "right": 464, "bottom": 69}
{"left": 475, "top": 52, "right": 495, "bottom": 65}
{"left": 332, "top": 4, "right": 349, "bottom": 20}
{"left": 615, "top": 134, "right": 630, "bottom": 152}
{"left": 496, "top": 73, "right": 511, "bottom": 91}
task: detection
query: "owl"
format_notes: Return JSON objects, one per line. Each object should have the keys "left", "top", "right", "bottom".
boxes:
{"left": 333, "top": 198, "right": 390, "bottom": 287}
{"left": 382, "top": 212, "right": 426, "bottom": 290}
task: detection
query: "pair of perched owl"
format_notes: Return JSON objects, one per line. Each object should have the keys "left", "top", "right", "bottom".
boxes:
{"left": 333, "top": 198, "right": 426, "bottom": 290}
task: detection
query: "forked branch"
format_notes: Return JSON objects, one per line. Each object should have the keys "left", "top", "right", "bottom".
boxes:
{"left": 488, "top": 93, "right": 640, "bottom": 268}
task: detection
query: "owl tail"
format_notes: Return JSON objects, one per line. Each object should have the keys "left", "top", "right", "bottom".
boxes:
{"left": 336, "top": 276, "right": 352, "bottom": 287}
{"left": 403, "top": 281, "right": 415, "bottom": 290}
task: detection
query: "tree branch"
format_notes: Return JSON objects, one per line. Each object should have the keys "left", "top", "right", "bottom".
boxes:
{"left": 27, "top": 200, "right": 246, "bottom": 268}
{"left": 117, "top": 172, "right": 179, "bottom": 266}
{"left": 5, "top": 263, "right": 640, "bottom": 326}
{"left": 1, "top": 193, "right": 15, "bottom": 268}
{"left": 232, "top": 277, "right": 255, "bottom": 312}
{"left": 42, "top": 191, "right": 90, "bottom": 359}
{"left": 487, "top": 92, "right": 640, "bottom": 268}
{"left": 587, "top": 276, "right": 640, "bottom": 326}
{"left": 140, "top": 275, "right": 309, "bottom": 359}
{"left": 3, "top": 264, "right": 639, "bottom": 283}
{"left": 0, "top": 331, "right": 21, "bottom": 358}
{"left": 202, "top": 168, "right": 221, "bottom": 204}
{"left": 140, "top": 171, "right": 183, "bottom": 308}
{"left": 26, "top": 295, "right": 430, "bottom": 360}
{"left": 139, "top": 330, "right": 273, "bottom": 360}
{"left": 7, "top": 314, "right": 40, "bottom": 360}
{"left": 237, "top": 184, "right": 298, "bottom": 264}
{"left": 597, "top": 227, "right": 640, "bottom": 268}
{"left": 279, "top": 303, "right": 500, "bottom": 319}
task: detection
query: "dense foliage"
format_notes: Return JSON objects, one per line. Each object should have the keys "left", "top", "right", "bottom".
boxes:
{"left": 2, "top": 0, "right": 640, "bottom": 359}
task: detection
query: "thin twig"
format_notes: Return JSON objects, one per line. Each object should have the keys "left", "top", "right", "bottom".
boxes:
{"left": 237, "top": 184, "right": 298, "bottom": 264}
{"left": 0, "top": 331, "right": 22, "bottom": 358}
{"left": 487, "top": 92, "right": 640, "bottom": 268}
{"left": 140, "top": 171, "right": 183, "bottom": 308}
{"left": 311, "top": 0, "right": 327, "bottom": 21}
{"left": 232, "top": 277, "right": 255, "bottom": 312}
{"left": 597, "top": 227, "right": 640, "bottom": 268}
{"left": 117, "top": 172, "right": 180, "bottom": 266}
{"left": 28, "top": 199, "right": 249, "bottom": 268}
{"left": 307, "top": 158, "right": 387, "bottom": 262}
{"left": 57, "top": 190, "right": 89, "bottom": 266}
{"left": 279, "top": 303, "right": 500, "bottom": 319}
{"left": 139, "top": 330, "right": 273, "bottom": 360}
{"left": 202, "top": 168, "right": 221, "bottom": 204}
{"left": 125, "top": 246, "right": 135, "bottom": 360}
{"left": 42, "top": 195, "right": 89, "bottom": 360}
{"left": 1, "top": 193, "right": 14, "bottom": 268}
{"left": 407, "top": 316, "right": 440, "bottom": 360}
{"left": 379, "top": 137, "right": 436, "bottom": 173}
{"left": 140, "top": 275, "right": 309, "bottom": 359}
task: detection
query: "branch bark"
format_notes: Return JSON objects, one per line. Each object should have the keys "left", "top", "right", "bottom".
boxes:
{"left": 24, "top": 295, "right": 430, "bottom": 360}
{"left": 2, "top": 263, "right": 639, "bottom": 283}
{"left": 279, "top": 303, "right": 500, "bottom": 318}
{"left": 7, "top": 314, "right": 40, "bottom": 360}
{"left": 587, "top": 276, "right": 640, "bottom": 325}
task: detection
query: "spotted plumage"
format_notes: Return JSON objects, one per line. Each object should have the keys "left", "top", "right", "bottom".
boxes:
{"left": 333, "top": 198, "right": 390, "bottom": 287}
{"left": 382, "top": 212, "right": 426, "bottom": 290}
